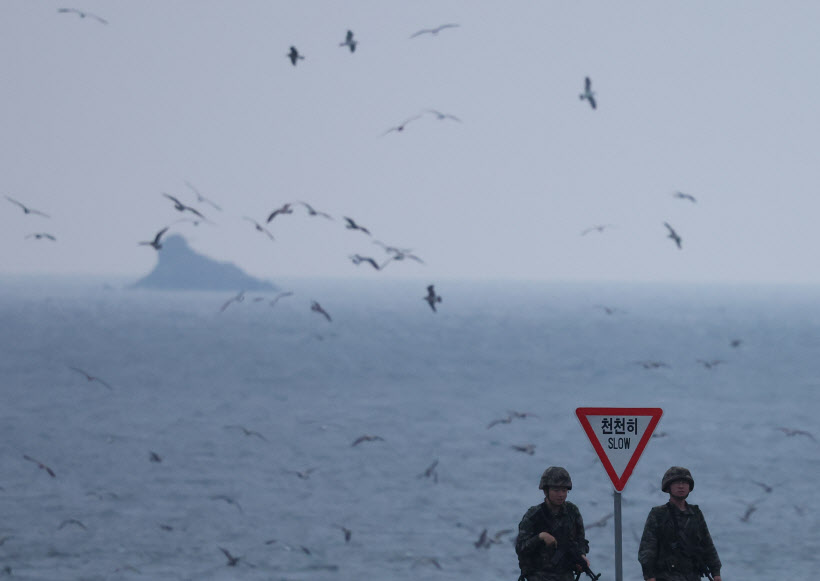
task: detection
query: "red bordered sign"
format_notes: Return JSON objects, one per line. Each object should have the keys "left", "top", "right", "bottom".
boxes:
{"left": 576, "top": 407, "right": 663, "bottom": 492}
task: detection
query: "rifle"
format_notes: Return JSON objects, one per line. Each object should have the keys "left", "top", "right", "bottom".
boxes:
{"left": 550, "top": 538, "right": 602, "bottom": 581}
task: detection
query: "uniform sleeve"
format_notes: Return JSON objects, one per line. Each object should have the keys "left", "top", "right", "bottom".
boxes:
{"left": 573, "top": 507, "right": 590, "bottom": 555}
{"left": 697, "top": 510, "right": 722, "bottom": 577}
{"left": 515, "top": 508, "right": 544, "bottom": 557}
{"left": 638, "top": 508, "right": 660, "bottom": 579}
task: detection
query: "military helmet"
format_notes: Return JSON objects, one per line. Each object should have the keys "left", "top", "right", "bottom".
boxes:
{"left": 539, "top": 466, "right": 572, "bottom": 490}
{"left": 661, "top": 466, "right": 694, "bottom": 492}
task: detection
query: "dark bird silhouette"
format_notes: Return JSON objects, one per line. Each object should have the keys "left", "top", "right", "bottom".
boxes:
{"left": 730, "top": 338, "right": 743, "bottom": 348}
{"left": 673, "top": 191, "right": 697, "bottom": 203}
{"left": 138, "top": 226, "right": 169, "bottom": 250}
{"left": 776, "top": 427, "right": 816, "bottom": 441}
{"left": 410, "top": 23, "right": 460, "bottom": 38}
{"left": 413, "top": 556, "right": 442, "bottom": 569}
{"left": 220, "top": 291, "right": 245, "bottom": 313}
{"left": 664, "top": 222, "right": 682, "bottom": 249}
{"left": 23, "top": 454, "right": 56, "bottom": 478}
{"left": 381, "top": 115, "right": 422, "bottom": 136}
{"left": 68, "top": 366, "right": 113, "bottom": 390}
{"left": 339, "top": 30, "right": 357, "bottom": 52}
{"left": 57, "top": 7, "right": 107, "bottom": 24}
{"left": 285, "top": 468, "right": 316, "bottom": 480}
{"left": 474, "top": 528, "right": 489, "bottom": 549}
{"left": 211, "top": 494, "right": 243, "bottom": 513}
{"left": 25, "top": 233, "right": 56, "bottom": 241}
{"left": 350, "top": 254, "right": 390, "bottom": 270}
{"left": 594, "top": 305, "right": 621, "bottom": 315}
{"left": 418, "top": 459, "right": 439, "bottom": 483}
{"left": 751, "top": 480, "right": 774, "bottom": 494}
{"left": 242, "top": 217, "right": 275, "bottom": 240}
{"left": 580, "top": 77, "right": 597, "bottom": 109}
{"left": 581, "top": 224, "right": 614, "bottom": 236}
{"left": 343, "top": 216, "right": 371, "bottom": 235}
{"left": 509, "top": 410, "right": 539, "bottom": 420}
{"left": 487, "top": 415, "right": 513, "bottom": 429}
{"left": 58, "top": 518, "right": 87, "bottom": 530}
{"left": 739, "top": 502, "right": 758, "bottom": 523}
{"left": 351, "top": 434, "right": 384, "bottom": 446}
{"left": 219, "top": 547, "right": 240, "bottom": 566}
{"left": 266, "top": 203, "right": 293, "bottom": 223}
{"left": 162, "top": 193, "right": 205, "bottom": 219}
{"left": 298, "top": 201, "right": 333, "bottom": 219}
{"left": 696, "top": 359, "right": 725, "bottom": 369}
{"left": 635, "top": 360, "right": 670, "bottom": 370}
{"left": 424, "top": 285, "right": 442, "bottom": 312}
{"left": 287, "top": 46, "right": 304, "bottom": 66}
{"left": 311, "top": 300, "right": 332, "bottom": 322}
{"left": 185, "top": 181, "right": 222, "bottom": 211}
{"left": 149, "top": 451, "right": 162, "bottom": 463}
{"left": 511, "top": 444, "right": 536, "bottom": 455}
{"left": 373, "top": 241, "right": 425, "bottom": 263}
{"left": 426, "top": 109, "right": 461, "bottom": 122}
{"left": 334, "top": 524, "right": 353, "bottom": 542}
{"left": 5, "top": 196, "right": 50, "bottom": 217}
{"left": 224, "top": 424, "right": 268, "bottom": 441}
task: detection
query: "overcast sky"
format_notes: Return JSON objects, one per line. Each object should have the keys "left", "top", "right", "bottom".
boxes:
{"left": 2, "top": 1, "right": 819, "bottom": 284}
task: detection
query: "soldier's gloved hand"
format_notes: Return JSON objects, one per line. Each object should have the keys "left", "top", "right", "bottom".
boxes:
{"left": 537, "top": 532, "right": 557, "bottom": 547}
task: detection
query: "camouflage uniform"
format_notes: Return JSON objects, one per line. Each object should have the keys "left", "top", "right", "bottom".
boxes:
{"left": 638, "top": 501, "right": 722, "bottom": 581}
{"left": 515, "top": 501, "right": 589, "bottom": 581}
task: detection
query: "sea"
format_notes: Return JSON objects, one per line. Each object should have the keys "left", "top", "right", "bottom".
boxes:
{"left": 1, "top": 276, "right": 818, "bottom": 580}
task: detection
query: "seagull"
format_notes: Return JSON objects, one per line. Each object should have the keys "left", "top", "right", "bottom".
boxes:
{"left": 696, "top": 359, "right": 725, "bottom": 369}
{"left": 580, "top": 76, "right": 597, "bottom": 109}
{"left": 334, "top": 524, "right": 353, "bottom": 542}
{"left": 511, "top": 444, "right": 536, "bottom": 455}
{"left": 426, "top": 109, "right": 461, "bottom": 122}
{"left": 730, "top": 338, "right": 743, "bottom": 348}
{"left": 474, "top": 529, "right": 489, "bottom": 549}
{"left": 751, "top": 480, "right": 775, "bottom": 493}
{"left": 311, "top": 300, "right": 332, "bottom": 322}
{"left": 381, "top": 115, "right": 422, "bottom": 136}
{"left": 5, "top": 196, "right": 50, "bottom": 217}
{"left": 57, "top": 7, "right": 107, "bottom": 24}
{"left": 343, "top": 216, "right": 371, "bottom": 235}
{"left": 673, "top": 191, "right": 697, "bottom": 203}
{"left": 664, "top": 222, "right": 682, "bottom": 249}
{"left": 242, "top": 217, "right": 275, "bottom": 240}
{"left": 219, "top": 547, "right": 240, "bottom": 567}
{"left": 581, "top": 224, "right": 614, "bottom": 236}
{"left": 223, "top": 425, "right": 268, "bottom": 441}
{"left": 373, "top": 241, "right": 425, "bottom": 263}
{"left": 635, "top": 360, "right": 670, "bottom": 369}
{"left": 739, "top": 502, "right": 758, "bottom": 523}
{"left": 412, "top": 556, "right": 442, "bottom": 570}
{"left": 162, "top": 193, "right": 205, "bottom": 219}
{"left": 58, "top": 518, "right": 87, "bottom": 530}
{"left": 351, "top": 434, "right": 384, "bottom": 446}
{"left": 287, "top": 46, "right": 304, "bottom": 66}
{"left": 67, "top": 366, "right": 113, "bottom": 390}
{"left": 487, "top": 415, "right": 513, "bottom": 429}
{"left": 266, "top": 203, "right": 293, "bottom": 223}
{"left": 594, "top": 305, "right": 620, "bottom": 315}
{"left": 350, "top": 254, "right": 390, "bottom": 270}
{"left": 149, "top": 451, "right": 162, "bottom": 463}
{"left": 25, "top": 233, "right": 57, "bottom": 241}
{"left": 410, "top": 23, "right": 460, "bottom": 38}
{"left": 138, "top": 226, "right": 169, "bottom": 250}
{"left": 220, "top": 291, "right": 245, "bottom": 313}
{"left": 23, "top": 454, "right": 56, "bottom": 478}
{"left": 586, "top": 512, "right": 614, "bottom": 529}
{"left": 339, "top": 30, "right": 357, "bottom": 52}
{"left": 418, "top": 459, "right": 439, "bottom": 483}
{"left": 285, "top": 468, "right": 316, "bottom": 480}
{"left": 509, "top": 410, "right": 539, "bottom": 420}
{"left": 185, "top": 181, "right": 222, "bottom": 211}
{"left": 269, "top": 291, "right": 294, "bottom": 307}
{"left": 298, "top": 201, "right": 333, "bottom": 219}
{"left": 776, "top": 427, "right": 816, "bottom": 441}
{"left": 424, "top": 285, "right": 442, "bottom": 312}
{"left": 211, "top": 494, "right": 243, "bottom": 513}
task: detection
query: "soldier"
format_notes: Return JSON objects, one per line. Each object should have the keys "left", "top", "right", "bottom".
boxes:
{"left": 515, "top": 466, "right": 591, "bottom": 581}
{"left": 638, "top": 467, "right": 723, "bottom": 581}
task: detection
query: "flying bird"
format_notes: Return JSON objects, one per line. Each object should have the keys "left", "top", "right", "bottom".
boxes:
{"left": 334, "top": 524, "right": 353, "bottom": 542}
{"left": 269, "top": 291, "right": 294, "bottom": 307}
{"left": 242, "top": 217, "right": 275, "bottom": 241}
{"left": 351, "top": 434, "right": 384, "bottom": 446}
{"left": 581, "top": 224, "right": 614, "bottom": 236}
{"left": 58, "top": 518, "right": 87, "bottom": 530}
{"left": 373, "top": 241, "right": 425, "bottom": 263}
{"left": 410, "top": 23, "right": 460, "bottom": 38}
{"left": 57, "top": 7, "right": 107, "bottom": 24}
{"left": 266, "top": 203, "right": 293, "bottom": 223}
{"left": 162, "top": 193, "right": 205, "bottom": 219}
{"left": 381, "top": 115, "right": 422, "bottom": 136}
{"left": 664, "top": 222, "right": 682, "bottom": 249}
{"left": 138, "top": 226, "right": 169, "bottom": 250}
{"left": 285, "top": 467, "right": 316, "bottom": 480}
{"left": 696, "top": 359, "right": 725, "bottom": 369}
{"left": 185, "top": 181, "right": 222, "bottom": 211}
{"left": 287, "top": 46, "right": 304, "bottom": 66}
{"left": 739, "top": 502, "right": 758, "bottom": 523}
{"left": 580, "top": 76, "right": 597, "bottom": 109}
{"left": 149, "top": 451, "right": 162, "bottom": 463}
{"left": 67, "top": 366, "right": 113, "bottom": 390}
{"left": 426, "top": 109, "right": 461, "bottom": 122}
{"left": 5, "top": 196, "right": 50, "bottom": 217}
{"left": 509, "top": 410, "right": 539, "bottom": 420}
{"left": 23, "top": 454, "right": 56, "bottom": 478}
{"left": 211, "top": 494, "right": 243, "bottom": 513}
{"left": 339, "top": 30, "right": 357, "bottom": 52}
{"left": 487, "top": 415, "right": 513, "bottom": 429}
{"left": 350, "top": 254, "right": 390, "bottom": 270}
{"left": 776, "top": 427, "right": 816, "bottom": 441}
{"left": 424, "top": 285, "right": 442, "bottom": 312}
{"left": 635, "top": 360, "right": 670, "bottom": 369}
{"left": 418, "top": 459, "right": 439, "bottom": 483}
{"left": 343, "top": 216, "right": 371, "bottom": 235}
{"left": 751, "top": 480, "right": 774, "bottom": 494}
{"left": 310, "top": 300, "right": 332, "bottom": 322}
{"left": 25, "top": 233, "right": 56, "bottom": 241}
{"left": 219, "top": 547, "right": 240, "bottom": 566}
{"left": 223, "top": 425, "right": 268, "bottom": 441}
{"left": 298, "top": 201, "right": 333, "bottom": 219}
{"left": 220, "top": 291, "right": 245, "bottom": 313}
{"left": 673, "top": 191, "right": 697, "bottom": 203}
{"left": 511, "top": 444, "right": 536, "bottom": 455}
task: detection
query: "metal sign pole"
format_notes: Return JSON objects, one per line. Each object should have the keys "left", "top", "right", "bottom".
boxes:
{"left": 614, "top": 490, "right": 623, "bottom": 581}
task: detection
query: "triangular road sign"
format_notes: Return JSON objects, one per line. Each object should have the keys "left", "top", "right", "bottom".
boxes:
{"left": 576, "top": 407, "right": 663, "bottom": 492}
